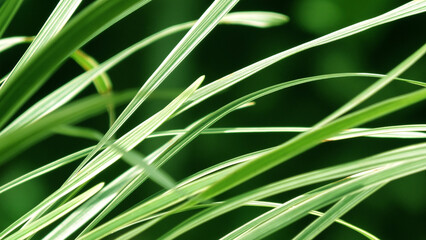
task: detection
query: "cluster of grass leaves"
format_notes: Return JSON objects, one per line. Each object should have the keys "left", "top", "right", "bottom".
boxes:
{"left": 0, "top": 0, "right": 425, "bottom": 239}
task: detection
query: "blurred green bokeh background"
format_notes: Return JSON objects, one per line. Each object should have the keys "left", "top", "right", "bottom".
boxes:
{"left": 0, "top": 0, "right": 425, "bottom": 239}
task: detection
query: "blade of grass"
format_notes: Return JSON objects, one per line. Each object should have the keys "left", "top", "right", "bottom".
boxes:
{"left": 53, "top": 125, "right": 104, "bottom": 141}
{"left": 0, "top": 0, "right": 24, "bottom": 38}
{"left": 0, "top": 36, "right": 32, "bottom": 53}
{"left": 292, "top": 184, "right": 384, "bottom": 240}
{"left": 0, "top": 0, "right": 151, "bottom": 128}
{"left": 3, "top": 183, "right": 104, "bottom": 240}
{"left": 71, "top": 49, "right": 116, "bottom": 126}
{"left": 147, "top": 125, "right": 426, "bottom": 140}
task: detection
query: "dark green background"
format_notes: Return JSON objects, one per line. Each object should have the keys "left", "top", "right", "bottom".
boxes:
{"left": 0, "top": 0, "right": 425, "bottom": 239}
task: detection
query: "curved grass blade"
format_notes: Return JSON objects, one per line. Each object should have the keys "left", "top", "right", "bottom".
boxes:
{"left": 0, "top": 0, "right": 151, "bottom": 128}
{"left": 3, "top": 183, "right": 104, "bottom": 240}
{"left": 221, "top": 11, "right": 288, "bottom": 28}
{"left": 229, "top": 160, "right": 426, "bottom": 240}
{"left": 0, "top": 0, "right": 24, "bottom": 38}
{"left": 0, "top": 0, "right": 82, "bottom": 87}
{"left": 292, "top": 184, "right": 383, "bottom": 240}
{"left": 175, "top": 1, "right": 426, "bottom": 116}
{"left": 53, "top": 125, "right": 104, "bottom": 141}
{"left": 148, "top": 125, "right": 426, "bottom": 140}
{"left": 70, "top": 49, "right": 116, "bottom": 126}
{"left": 0, "top": 36, "right": 32, "bottom": 53}
{"left": 80, "top": 0, "right": 241, "bottom": 175}
{"left": 0, "top": 146, "right": 94, "bottom": 195}
{"left": 0, "top": 10, "right": 289, "bottom": 135}
{"left": 0, "top": 90, "right": 134, "bottom": 165}
{"left": 158, "top": 142, "right": 426, "bottom": 239}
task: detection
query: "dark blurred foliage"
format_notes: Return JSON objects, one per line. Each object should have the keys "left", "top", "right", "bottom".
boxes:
{"left": 0, "top": 0, "right": 425, "bottom": 239}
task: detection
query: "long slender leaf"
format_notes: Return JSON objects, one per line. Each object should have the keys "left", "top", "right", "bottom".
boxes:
{"left": 148, "top": 125, "right": 426, "bottom": 140}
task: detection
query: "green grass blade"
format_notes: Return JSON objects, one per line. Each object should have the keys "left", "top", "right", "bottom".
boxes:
{"left": 231, "top": 160, "right": 426, "bottom": 240}
{"left": 221, "top": 11, "right": 288, "bottom": 28}
{"left": 0, "top": 10, "right": 288, "bottom": 135}
{"left": 0, "top": 146, "right": 94, "bottom": 195}
{"left": 70, "top": 49, "right": 116, "bottom": 126}
{"left": 0, "top": 90, "right": 134, "bottom": 165}
{"left": 148, "top": 124, "right": 426, "bottom": 140}
{"left": 175, "top": 1, "right": 426, "bottom": 116}
{"left": 159, "top": 142, "right": 426, "bottom": 239}
{"left": 81, "top": 0, "right": 241, "bottom": 175}
{"left": 0, "top": 36, "right": 32, "bottom": 53}
{"left": 0, "top": 0, "right": 151, "bottom": 128}
{"left": 0, "top": 0, "right": 24, "bottom": 38}
{"left": 119, "top": 149, "right": 177, "bottom": 190}
{"left": 3, "top": 183, "right": 104, "bottom": 240}
{"left": 292, "top": 184, "right": 383, "bottom": 240}
{"left": 53, "top": 125, "right": 104, "bottom": 141}
{"left": 0, "top": 0, "right": 82, "bottom": 87}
